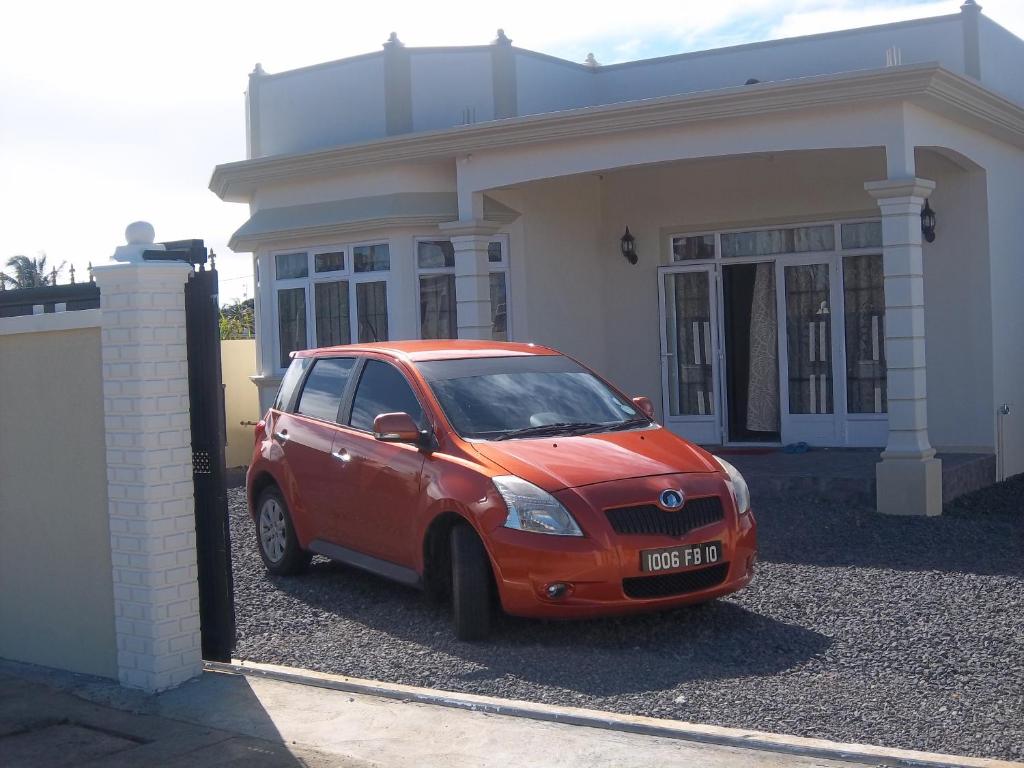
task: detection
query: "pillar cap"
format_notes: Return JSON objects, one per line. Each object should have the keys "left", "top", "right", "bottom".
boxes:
{"left": 864, "top": 177, "right": 935, "bottom": 201}
{"left": 438, "top": 218, "right": 503, "bottom": 237}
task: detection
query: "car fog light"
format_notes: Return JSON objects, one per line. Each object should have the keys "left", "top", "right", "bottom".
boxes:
{"left": 545, "top": 582, "right": 570, "bottom": 599}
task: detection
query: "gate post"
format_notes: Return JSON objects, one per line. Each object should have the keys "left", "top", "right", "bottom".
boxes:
{"left": 93, "top": 241, "right": 202, "bottom": 691}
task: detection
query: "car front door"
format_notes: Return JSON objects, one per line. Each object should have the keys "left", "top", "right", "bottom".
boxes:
{"left": 333, "top": 358, "right": 428, "bottom": 567}
{"left": 279, "top": 356, "right": 358, "bottom": 544}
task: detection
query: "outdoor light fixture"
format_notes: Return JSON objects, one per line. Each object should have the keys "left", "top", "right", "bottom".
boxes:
{"left": 620, "top": 227, "right": 638, "bottom": 264}
{"left": 921, "top": 199, "right": 936, "bottom": 243}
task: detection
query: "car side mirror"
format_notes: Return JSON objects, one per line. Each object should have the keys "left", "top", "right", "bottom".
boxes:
{"left": 373, "top": 412, "right": 425, "bottom": 444}
{"left": 632, "top": 396, "right": 656, "bottom": 420}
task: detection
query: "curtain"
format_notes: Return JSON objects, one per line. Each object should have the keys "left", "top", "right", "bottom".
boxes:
{"left": 356, "top": 281, "right": 389, "bottom": 342}
{"left": 843, "top": 254, "right": 886, "bottom": 413}
{"left": 746, "top": 263, "right": 779, "bottom": 432}
{"left": 489, "top": 272, "right": 508, "bottom": 341}
{"left": 276, "top": 287, "right": 306, "bottom": 369}
{"left": 314, "top": 280, "right": 350, "bottom": 347}
{"left": 420, "top": 274, "right": 457, "bottom": 339}
{"left": 785, "top": 264, "right": 832, "bottom": 414}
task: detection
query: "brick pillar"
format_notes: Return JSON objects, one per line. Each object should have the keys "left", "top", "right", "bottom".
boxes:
{"left": 92, "top": 258, "right": 202, "bottom": 691}
{"left": 865, "top": 177, "right": 943, "bottom": 516}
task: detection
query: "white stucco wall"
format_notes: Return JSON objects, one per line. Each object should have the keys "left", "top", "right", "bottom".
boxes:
{"left": 410, "top": 50, "right": 495, "bottom": 132}
{"left": 257, "top": 55, "right": 387, "bottom": 157}
{"left": 515, "top": 54, "right": 596, "bottom": 116}
{"left": 978, "top": 17, "right": 1024, "bottom": 106}
{"left": 595, "top": 17, "right": 965, "bottom": 105}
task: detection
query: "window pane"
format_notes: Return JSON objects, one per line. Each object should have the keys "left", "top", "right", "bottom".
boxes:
{"left": 417, "top": 240, "right": 454, "bottom": 269}
{"left": 419, "top": 274, "right": 457, "bottom": 339}
{"left": 844, "top": 254, "right": 886, "bottom": 413}
{"left": 314, "top": 280, "right": 350, "bottom": 347}
{"left": 349, "top": 360, "right": 424, "bottom": 431}
{"left": 672, "top": 235, "right": 715, "bottom": 261}
{"left": 314, "top": 251, "right": 345, "bottom": 273}
{"left": 488, "top": 241, "right": 503, "bottom": 264}
{"left": 275, "top": 252, "right": 308, "bottom": 279}
{"left": 295, "top": 357, "right": 357, "bottom": 422}
{"left": 721, "top": 225, "right": 833, "bottom": 257}
{"left": 490, "top": 272, "right": 507, "bottom": 341}
{"left": 356, "top": 281, "right": 389, "bottom": 342}
{"left": 354, "top": 243, "right": 390, "bottom": 272}
{"left": 277, "top": 287, "right": 307, "bottom": 369}
{"left": 274, "top": 357, "right": 312, "bottom": 412}
{"left": 663, "top": 271, "right": 714, "bottom": 416}
{"left": 784, "top": 264, "right": 833, "bottom": 414}
{"left": 841, "top": 222, "right": 882, "bottom": 249}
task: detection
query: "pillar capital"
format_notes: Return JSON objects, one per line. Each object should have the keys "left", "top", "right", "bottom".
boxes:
{"left": 439, "top": 218, "right": 504, "bottom": 238}
{"left": 864, "top": 177, "right": 935, "bottom": 203}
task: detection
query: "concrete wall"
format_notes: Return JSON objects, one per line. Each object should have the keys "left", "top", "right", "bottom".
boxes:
{"left": 256, "top": 54, "right": 387, "bottom": 157}
{"left": 410, "top": 50, "right": 494, "bottom": 132}
{"left": 978, "top": 16, "right": 1024, "bottom": 106}
{"left": 222, "top": 339, "right": 260, "bottom": 468}
{"left": 0, "top": 316, "right": 117, "bottom": 679}
{"left": 515, "top": 54, "right": 596, "bottom": 116}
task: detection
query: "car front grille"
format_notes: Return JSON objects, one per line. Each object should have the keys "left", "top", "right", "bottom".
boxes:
{"left": 622, "top": 562, "right": 730, "bottom": 599}
{"left": 605, "top": 496, "right": 724, "bottom": 537}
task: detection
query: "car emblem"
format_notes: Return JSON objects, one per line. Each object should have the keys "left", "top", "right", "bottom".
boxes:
{"left": 659, "top": 489, "right": 685, "bottom": 510}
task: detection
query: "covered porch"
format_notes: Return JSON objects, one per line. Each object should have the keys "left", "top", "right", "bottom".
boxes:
{"left": 443, "top": 75, "right": 1010, "bottom": 515}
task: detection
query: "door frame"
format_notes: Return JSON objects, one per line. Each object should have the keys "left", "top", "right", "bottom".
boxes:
{"left": 657, "top": 263, "right": 724, "bottom": 446}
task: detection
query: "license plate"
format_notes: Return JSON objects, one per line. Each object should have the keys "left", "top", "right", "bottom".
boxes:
{"left": 641, "top": 541, "right": 722, "bottom": 573}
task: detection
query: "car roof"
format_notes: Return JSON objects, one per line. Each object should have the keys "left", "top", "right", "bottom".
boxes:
{"left": 293, "top": 340, "right": 561, "bottom": 363}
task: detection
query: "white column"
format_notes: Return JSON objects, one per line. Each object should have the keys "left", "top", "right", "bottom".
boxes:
{"left": 92, "top": 257, "right": 203, "bottom": 691}
{"left": 865, "top": 177, "right": 943, "bottom": 516}
{"left": 441, "top": 220, "right": 500, "bottom": 340}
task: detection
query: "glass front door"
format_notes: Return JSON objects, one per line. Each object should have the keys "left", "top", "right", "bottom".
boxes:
{"left": 777, "top": 259, "right": 842, "bottom": 444}
{"left": 658, "top": 266, "right": 722, "bottom": 445}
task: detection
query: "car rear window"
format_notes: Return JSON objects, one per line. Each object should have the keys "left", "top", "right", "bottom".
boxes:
{"left": 295, "top": 357, "right": 357, "bottom": 423}
{"left": 274, "top": 356, "right": 312, "bottom": 412}
{"left": 349, "top": 360, "right": 425, "bottom": 432}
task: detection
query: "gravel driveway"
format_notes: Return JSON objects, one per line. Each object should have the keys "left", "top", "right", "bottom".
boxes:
{"left": 229, "top": 479, "right": 1024, "bottom": 761}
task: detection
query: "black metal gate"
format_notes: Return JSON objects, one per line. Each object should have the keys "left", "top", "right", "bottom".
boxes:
{"left": 145, "top": 242, "right": 235, "bottom": 662}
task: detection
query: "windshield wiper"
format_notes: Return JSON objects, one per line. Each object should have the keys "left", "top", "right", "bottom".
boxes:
{"left": 493, "top": 422, "right": 605, "bottom": 440}
{"left": 605, "top": 417, "right": 653, "bottom": 432}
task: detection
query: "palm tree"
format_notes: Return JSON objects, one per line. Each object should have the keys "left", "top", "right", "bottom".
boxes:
{"left": 0, "top": 254, "right": 66, "bottom": 289}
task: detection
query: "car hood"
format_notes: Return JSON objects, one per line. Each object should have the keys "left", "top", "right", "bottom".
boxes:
{"left": 470, "top": 426, "right": 719, "bottom": 492}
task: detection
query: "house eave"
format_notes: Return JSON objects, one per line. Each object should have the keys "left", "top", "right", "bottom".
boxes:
{"left": 210, "top": 64, "right": 1024, "bottom": 202}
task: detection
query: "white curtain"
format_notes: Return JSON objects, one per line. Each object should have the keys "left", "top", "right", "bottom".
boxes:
{"left": 746, "top": 263, "right": 779, "bottom": 432}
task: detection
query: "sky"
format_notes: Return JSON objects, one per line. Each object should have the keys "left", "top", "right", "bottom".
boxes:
{"left": 2, "top": 0, "right": 1022, "bottom": 303}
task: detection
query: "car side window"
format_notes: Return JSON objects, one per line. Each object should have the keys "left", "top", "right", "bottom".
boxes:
{"left": 349, "top": 360, "right": 425, "bottom": 432}
{"left": 274, "top": 357, "right": 312, "bottom": 412}
{"left": 295, "top": 357, "right": 357, "bottom": 423}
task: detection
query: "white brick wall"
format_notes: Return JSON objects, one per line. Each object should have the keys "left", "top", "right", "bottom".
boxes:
{"left": 92, "top": 261, "right": 203, "bottom": 691}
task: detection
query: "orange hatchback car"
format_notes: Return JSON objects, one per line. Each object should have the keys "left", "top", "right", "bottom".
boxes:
{"left": 248, "top": 341, "right": 757, "bottom": 639}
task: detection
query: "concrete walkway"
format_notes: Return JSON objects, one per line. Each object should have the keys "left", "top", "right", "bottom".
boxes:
{"left": 1, "top": 659, "right": 1018, "bottom": 768}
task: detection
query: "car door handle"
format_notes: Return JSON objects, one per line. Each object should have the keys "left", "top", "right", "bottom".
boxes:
{"left": 273, "top": 429, "right": 289, "bottom": 442}
{"left": 331, "top": 449, "right": 352, "bottom": 464}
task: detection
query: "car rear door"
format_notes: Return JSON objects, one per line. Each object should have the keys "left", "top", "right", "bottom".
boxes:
{"left": 277, "top": 356, "right": 358, "bottom": 545}
{"left": 333, "top": 358, "right": 428, "bottom": 567}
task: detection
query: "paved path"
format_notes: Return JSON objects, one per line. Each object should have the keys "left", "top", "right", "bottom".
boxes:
{"left": 2, "top": 659, "right": 1018, "bottom": 767}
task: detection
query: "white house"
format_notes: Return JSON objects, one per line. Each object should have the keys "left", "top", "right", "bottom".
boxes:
{"left": 210, "top": 1, "right": 1024, "bottom": 515}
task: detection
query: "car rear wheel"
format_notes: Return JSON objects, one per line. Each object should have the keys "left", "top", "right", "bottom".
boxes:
{"left": 255, "top": 486, "right": 311, "bottom": 576}
{"left": 450, "top": 524, "right": 492, "bottom": 641}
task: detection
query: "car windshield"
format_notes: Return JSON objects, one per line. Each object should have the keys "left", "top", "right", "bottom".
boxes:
{"left": 415, "top": 355, "right": 649, "bottom": 440}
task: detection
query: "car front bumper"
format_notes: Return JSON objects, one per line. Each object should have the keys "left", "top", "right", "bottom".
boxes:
{"left": 485, "top": 474, "right": 758, "bottom": 619}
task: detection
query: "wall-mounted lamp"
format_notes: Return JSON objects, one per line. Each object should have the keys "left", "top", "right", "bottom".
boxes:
{"left": 620, "top": 227, "right": 638, "bottom": 264}
{"left": 921, "top": 199, "right": 936, "bottom": 243}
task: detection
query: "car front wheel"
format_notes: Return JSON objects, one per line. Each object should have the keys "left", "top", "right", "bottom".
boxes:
{"left": 450, "top": 524, "right": 492, "bottom": 640}
{"left": 255, "top": 486, "right": 311, "bottom": 576}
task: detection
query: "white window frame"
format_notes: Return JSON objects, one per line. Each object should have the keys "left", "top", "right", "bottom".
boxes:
{"left": 270, "top": 241, "right": 392, "bottom": 374}
{"left": 413, "top": 234, "right": 511, "bottom": 341}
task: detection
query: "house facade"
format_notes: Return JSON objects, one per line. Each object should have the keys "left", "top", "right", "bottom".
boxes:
{"left": 210, "top": 1, "right": 1024, "bottom": 515}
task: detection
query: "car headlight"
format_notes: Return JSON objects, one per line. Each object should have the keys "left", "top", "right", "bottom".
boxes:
{"left": 713, "top": 456, "right": 751, "bottom": 516}
{"left": 493, "top": 476, "right": 583, "bottom": 536}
